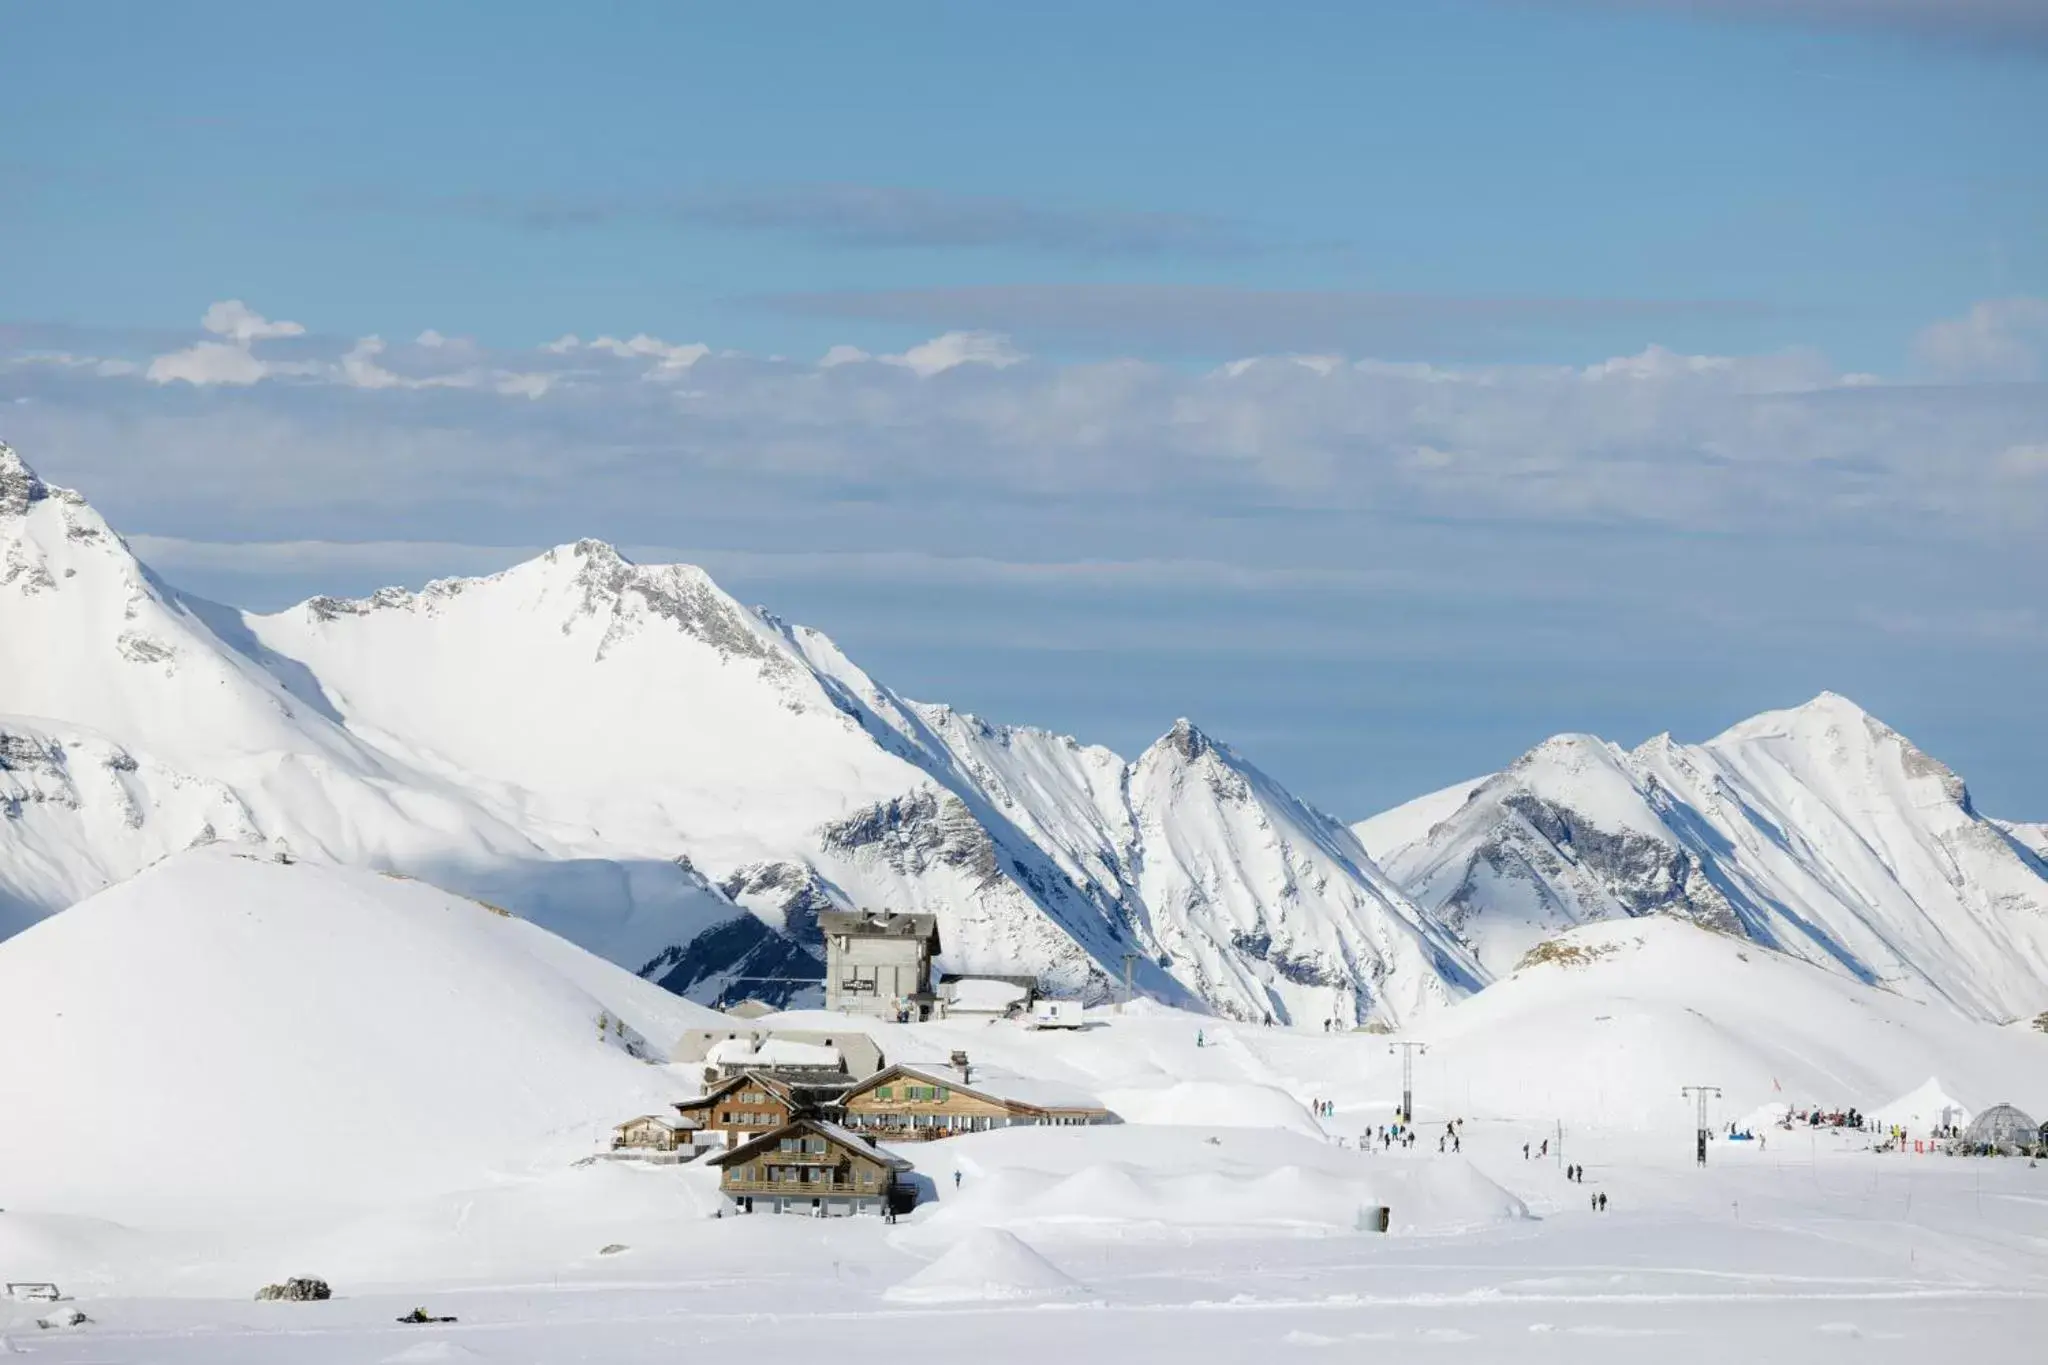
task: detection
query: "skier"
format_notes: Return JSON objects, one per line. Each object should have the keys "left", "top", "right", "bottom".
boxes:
{"left": 1591, "top": 1191, "right": 1599, "bottom": 1212}
{"left": 1439, "top": 1135, "right": 1446, "bottom": 1154}
{"left": 953, "top": 1170, "right": 962, "bottom": 1190}
{"left": 1452, "top": 1133, "right": 1461, "bottom": 1154}
{"left": 1598, "top": 1192, "right": 1608, "bottom": 1212}
{"left": 1539, "top": 1139, "right": 1548, "bottom": 1158}
{"left": 1523, "top": 1143, "right": 1530, "bottom": 1160}
{"left": 1196, "top": 1029, "right": 1205, "bottom": 1048}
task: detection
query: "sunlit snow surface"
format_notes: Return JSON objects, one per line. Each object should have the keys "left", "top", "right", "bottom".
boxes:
{"left": 3, "top": 854, "right": 2046, "bottom": 1362}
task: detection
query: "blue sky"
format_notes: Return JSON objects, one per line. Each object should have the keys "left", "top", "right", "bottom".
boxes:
{"left": 4, "top": 1, "right": 2046, "bottom": 819}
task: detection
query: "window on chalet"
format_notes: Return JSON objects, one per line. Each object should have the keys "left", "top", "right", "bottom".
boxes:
{"left": 876, "top": 1086, "right": 894, "bottom": 1100}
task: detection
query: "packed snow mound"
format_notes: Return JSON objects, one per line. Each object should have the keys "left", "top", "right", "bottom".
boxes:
{"left": 1868, "top": 1079, "right": 1972, "bottom": 1135}
{"left": 900, "top": 1124, "right": 1525, "bottom": 1243}
{"left": 1416, "top": 917, "right": 2048, "bottom": 1129}
{"left": 1097, "top": 1080, "right": 1325, "bottom": 1137}
{"left": 1383, "top": 692, "right": 2048, "bottom": 1023}
{"left": 882, "top": 1228, "right": 1088, "bottom": 1304}
{"left": 0, "top": 848, "right": 710, "bottom": 1220}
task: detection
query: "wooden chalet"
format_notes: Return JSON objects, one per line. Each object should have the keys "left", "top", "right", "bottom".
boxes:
{"left": 708, "top": 1117, "right": 913, "bottom": 1216}
{"left": 838, "top": 1060, "right": 1116, "bottom": 1141}
{"left": 671, "top": 1068, "right": 860, "bottom": 1147}
{"left": 672, "top": 1070, "right": 801, "bottom": 1148}
{"left": 612, "top": 1113, "right": 696, "bottom": 1153}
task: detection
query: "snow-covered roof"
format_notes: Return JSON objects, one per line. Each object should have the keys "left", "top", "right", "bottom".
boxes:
{"left": 614, "top": 1113, "right": 684, "bottom": 1132}
{"left": 706, "top": 1036, "right": 843, "bottom": 1069}
{"left": 880, "top": 1064, "right": 1106, "bottom": 1113}
{"left": 818, "top": 910, "right": 939, "bottom": 944}
{"left": 711, "top": 1117, "right": 912, "bottom": 1170}
{"left": 944, "top": 977, "right": 1031, "bottom": 1011}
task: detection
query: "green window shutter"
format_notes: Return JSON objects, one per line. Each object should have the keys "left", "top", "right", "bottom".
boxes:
{"left": 877, "top": 1086, "right": 893, "bottom": 1100}
{"left": 938, "top": 1087, "right": 950, "bottom": 1101}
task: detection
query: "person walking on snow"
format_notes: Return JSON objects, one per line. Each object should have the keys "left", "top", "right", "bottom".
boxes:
{"left": 953, "top": 1170, "right": 962, "bottom": 1190}
{"left": 1523, "top": 1143, "right": 1531, "bottom": 1160}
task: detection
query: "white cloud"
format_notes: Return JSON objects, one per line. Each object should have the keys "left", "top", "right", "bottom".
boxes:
{"left": 201, "top": 299, "right": 305, "bottom": 344}
{"left": 147, "top": 339, "right": 274, "bottom": 386}
{"left": 880, "top": 330, "right": 1028, "bottom": 377}
{"left": 18, "top": 299, "right": 2048, "bottom": 539}
{"left": 147, "top": 300, "right": 308, "bottom": 386}
{"left": 1913, "top": 297, "right": 2048, "bottom": 382}
{"left": 338, "top": 336, "right": 405, "bottom": 390}
{"left": 581, "top": 333, "right": 711, "bottom": 371}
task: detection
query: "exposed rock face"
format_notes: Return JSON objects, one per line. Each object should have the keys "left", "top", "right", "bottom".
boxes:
{"left": 717, "top": 859, "right": 843, "bottom": 944}
{"left": 823, "top": 789, "right": 1002, "bottom": 886}
{"left": 255, "top": 1278, "right": 332, "bottom": 1302}
{"left": 639, "top": 913, "right": 823, "bottom": 1008}
{"left": 0, "top": 442, "right": 49, "bottom": 517}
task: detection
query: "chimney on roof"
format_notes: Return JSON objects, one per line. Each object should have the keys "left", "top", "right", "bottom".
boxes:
{"left": 950, "top": 1050, "right": 971, "bottom": 1084}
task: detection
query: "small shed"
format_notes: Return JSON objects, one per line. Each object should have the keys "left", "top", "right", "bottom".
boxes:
{"left": 1960, "top": 1103, "right": 2040, "bottom": 1154}
{"left": 613, "top": 1114, "right": 693, "bottom": 1152}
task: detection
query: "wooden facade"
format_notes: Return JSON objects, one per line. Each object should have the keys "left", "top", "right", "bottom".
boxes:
{"left": 709, "top": 1118, "right": 912, "bottom": 1216}
{"left": 671, "top": 1071, "right": 799, "bottom": 1148}
{"left": 837, "top": 1063, "right": 1116, "bottom": 1141}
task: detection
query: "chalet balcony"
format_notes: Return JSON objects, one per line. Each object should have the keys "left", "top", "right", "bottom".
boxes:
{"left": 721, "top": 1177, "right": 882, "bottom": 1195}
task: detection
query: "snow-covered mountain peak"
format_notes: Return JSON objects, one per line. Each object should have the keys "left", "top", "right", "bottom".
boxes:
{"left": 1162, "top": 717, "right": 1211, "bottom": 763}
{"left": 0, "top": 441, "right": 52, "bottom": 516}
{"left": 1377, "top": 695, "right": 2048, "bottom": 1023}
{"left": 1510, "top": 732, "right": 1624, "bottom": 777}
{"left": 1708, "top": 691, "right": 1972, "bottom": 812}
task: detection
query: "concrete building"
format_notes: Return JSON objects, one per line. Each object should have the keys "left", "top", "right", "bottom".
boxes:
{"left": 818, "top": 910, "right": 940, "bottom": 1020}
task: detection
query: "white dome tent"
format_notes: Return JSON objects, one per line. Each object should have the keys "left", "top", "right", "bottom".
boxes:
{"left": 1957, "top": 1103, "right": 2040, "bottom": 1155}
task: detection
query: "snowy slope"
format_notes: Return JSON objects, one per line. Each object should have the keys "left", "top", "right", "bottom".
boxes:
{"left": 0, "top": 848, "right": 721, "bottom": 1220}
{"left": 1350, "top": 774, "right": 1491, "bottom": 863}
{"left": 0, "top": 445, "right": 747, "bottom": 974}
{"left": 0, "top": 443, "right": 1462, "bottom": 1024}
{"left": 777, "top": 618, "right": 1479, "bottom": 1023}
{"left": 1997, "top": 819, "right": 2048, "bottom": 860}
{"left": 1381, "top": 693, "right": 2048, "bottom": 1023}
{"left": 1414, "top": 915, "right": 2048, "bottom": 1128}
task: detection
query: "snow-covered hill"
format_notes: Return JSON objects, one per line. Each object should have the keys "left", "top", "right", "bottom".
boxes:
{"left": 1413, "top": 915, "right": 2048, "bottom": 1128}
{"left": 0, "top": 848, "right": 720, "bottom": 1220}
{"left": 1377, "top": 693, "right": 2048, "bottom": 1024}
{"left": 0, "top": 442, "right": 1462, "bottom": 1026}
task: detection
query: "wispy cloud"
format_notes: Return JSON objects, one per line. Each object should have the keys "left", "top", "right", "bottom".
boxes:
{"left": 6, "top": 297, "right": 2043, "bottom": 544}
{"left": 1570, "top": 1, "right": 2048, "bottom": 50}
{"left": 759, "top": 283, "right": 1770, "bottom": 357}
{"left": 424, "top": 183, "right": 1272, "bottom": 259}
{"left": 1913, "top": 297, "right": 2048, "bottom": 381}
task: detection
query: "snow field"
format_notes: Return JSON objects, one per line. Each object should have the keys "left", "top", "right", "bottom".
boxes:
{"left": 882, "top": 1228, "right": 1089, "bottom": 1304}
{"left": 0, "top": 849, "right": 717, "bottom": 1222}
